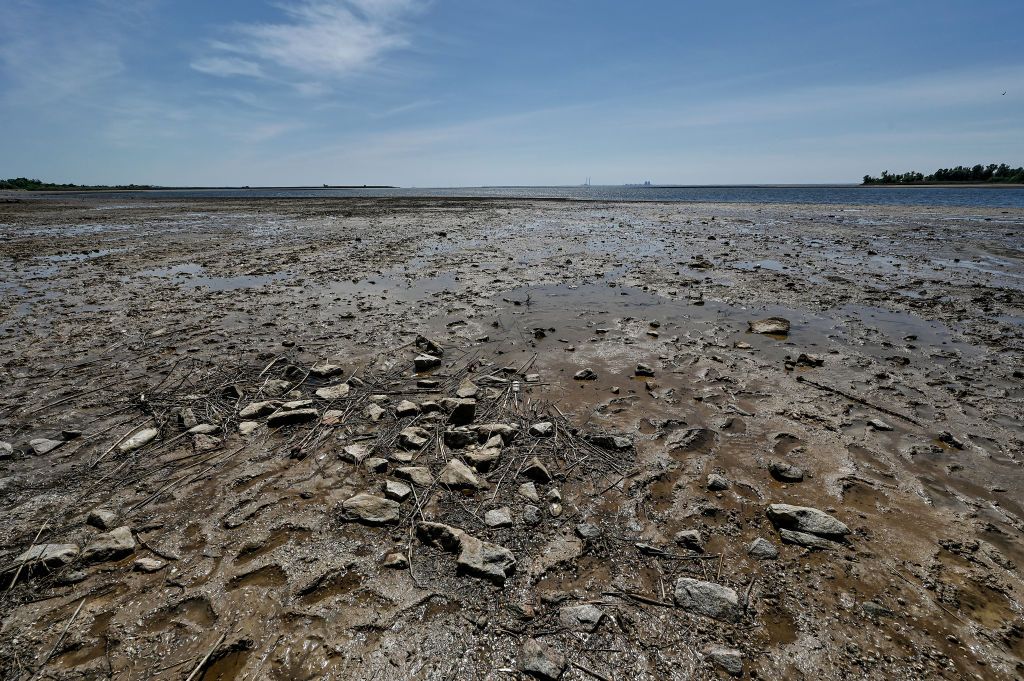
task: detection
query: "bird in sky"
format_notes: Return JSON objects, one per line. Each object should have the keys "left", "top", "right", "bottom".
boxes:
{"left": 1003, "top": 91, "right": 1008, "bottom": 95}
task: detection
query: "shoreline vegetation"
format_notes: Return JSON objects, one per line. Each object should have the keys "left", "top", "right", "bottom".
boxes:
{"left": 862, "top": 163, "right": 1024, "bottom": 185}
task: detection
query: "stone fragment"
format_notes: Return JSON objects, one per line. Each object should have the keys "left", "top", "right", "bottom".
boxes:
{"left": 438, "top": 459, "right": 485, "bottom": 489}
{"left": 442, "top": 398, "right": 476, "bottom": 425}
{"left": 310, "top": 362, "right": 344, "bottom": 378}
{"left": 340, "top": 443, "right": 370, "bottom": 463}
{"left": 133, "top": 557, "right": 165, "bottom": 573}
{"left": 193, "top": 434, "right": 220, "bottom": 451}
{"left": 0, "top": 441, "right": 12, "bottom": 459}
{"left": 589, "top": 434, "right": 633, "bottom": 450}
{"left": 573, "top": 368, "right": 597, "bottom": 380}
{"left": 464, "top": 444, "right": 502, "bottom": 472}
{"left": 11, "top": 544, "right": 79, "bottom": 573}
{"left": 456, "top": 379, "right": 479, "bottom": 399}
{"left": 315, "top": 383, "right": 351, "bottom": 400}
{"left": 267, "top": 408, "right": 318, "bottom": 427}
{"left": 384, "top": 479, "right": 412, "bottom": 501}
{"left": 766, "top": 503, "right": 850, "bottom": 538}
{"left": 262, "top": 379, "right": 292, "bottom": 397}
{"left": 474, "top": 423, "right": 519, "bottom": 443}
{"left": 704, "top": 646, "right": 743, "bottom": 677}
{"left": 415, "top": 334, "right": 444, "bottom": 356}
{"left": 522, "top": 457, "right": 552, "bottom": 483}
{"left": 398, "top": 426, "right": 430, "bottom": 450}
{"left": 281, "top": 399, "right": 313, "bottom": 410}
{"left": 395, "top": 466, "right": 434, "bottom": 487}
{"left": 239, "top": 400, "right": 279, "bottom": 418}
{"left": 748, "top": 317, "right": 791, "bottom": 335}
{"left": 674, "top": 530, "right": 703, "bottom": 550}
{"left": 414, "top": 354, "right": 441, "bottom": 371}
{"left": 868, "top": 418, "right": 893, "bottom": 431}
{"left": 559, "top": 604, "right": 604, "bottom": 632}
{"left": 575, "top": 522, "right": 601, "bottom": 539}
{"left": 635, "top": 363, "right": 655, "bottom": 377}
{"left": 747, "top": 537, "right": 779, "bottom": 559}
{"left": 364, "top": 457, "right": 388, "bottom": 473}
{"left": 778, "top": 528, "right": 842, "bottom": 550}
{"left": 81, "top": 526, "right": 136, "bottom": 564}
{"left": 188, "top": 423, "right": 219, "bottom": 435}
{"left": 518, "top": 638, "right": 565, "bottom": 680}
{"left": 365, "top": 403, "right": 386, "bottom": 421}
{"left": 30, "top": 438, "right": 63, "bottom": 455}
{"left": 443, "top": 427, "right": 477, "bottom": 448}
{"left": 416, "top": 522, "right": 516, "bottom": 584}
{"left": 674, "top": 578, "right": 741, "bottom": 622}
{"left": 706, "top": 473, "right": 729, "bottom": 491}
{"left": 518, "top": 482, "right": 540, "bottom": 502}
{"left": 322, "top": 409, "right": 346, "bottom": 425}
{"left": 395, "top": 400, "right": 420, "bottom": 417}
{"left": 529, "top": 421, "right": 554, "bottom": 437}
{"left": 484, "top": 507, "right": 513, "bottom": 528}
{"left": 383, "top": 552, "right": 409, "bottom": 569}
{"left": 549, "top": 502, "right": 563, "bottom": 517}
{"left": 523, "top": 505, "right": 541, "bottom": 525}
{"left": 177, "top": 407, "right": 198, "bottom": 429}
{"left": 87, "top": 509, "right": 117, "bottom": 531}
{"left": 238, "top": 421, "right": 260, "bottom": 436}
{"left": 768, "top": 461, "right": 804, "bottom": 482}
{"left": 339, "top": 494, "right": 400, "bottom": 525}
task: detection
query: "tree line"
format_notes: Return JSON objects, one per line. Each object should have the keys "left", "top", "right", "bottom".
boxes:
{"left": 0, "top": 177, "right": 155, "bottom": 191}
{"left": 863, "top": 164, "right": 1024, "bottom": 185}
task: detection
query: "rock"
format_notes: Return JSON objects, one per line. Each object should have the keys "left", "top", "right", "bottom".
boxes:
{"left": 418, "top": 378, "right": 441, "bottom": 389}
{"left": 0, "top": 441, "right": 12, "bottom": 459}
{"left": 559, "top": 604, "right": 603, "bottom": 632}
{"left": 549, "top": 502, "right": 563, "bottom": 517}
{"left": 365, "top": 403, "right": 386, "bottom": 421}
{"left": 11, "top": 544, "right": 79, "bottom": 573}
{"left": 339, "top": 494, "right": 400, "bottom": 525}
{"left": 267, "top": 408, "right": 318, "bottom": 427}
{"left": 193, "top": 434, "right": 220, "bottom": 451}
{"left": 522, "top": 457, "right": 552, "bottom": 483}
{"left": 635, "top": 363, "right": 655, "bottom": 377}
{"left": 588, "top": 434, "right": 633, "bottom": 450}
{"left": 796, "top": 353, "right": 824, "bottom": 367}
{"left": 262, "top": 379, "right": 293, "bottom": 397}
{"left": 748, "top": 317, "right": 791, "bottom": 335}
{"left": 364, "top": 457, "right": 388, "bottom": 473}
{"left": 438, "top": 459, "right": 485, "bottom": 489}
{"left": 133, "top": 557, "right": 165, "bottom": 573}
{"left": 177, "top": 407, "right": 198, "bottom": 429}
{"left": 398, "top": 426, "right": 431, "bottom": 449}
{"left": 87, "top": 509, "right": 118, "bottom": 530}
{"left": 188, "top": 423, "right": 219, "bottom": 435}
{"left": 529, "top": 421, "right": 554, "bottom": 437}
{"left": 766, "top": 503, "right": 850, "bottom": 538}
{"left": 748, "top": 537, "right": 779, "bottom": 560}
{"left": 704, "top": 645, "right": 743, "bottom": 677}
{"left": 384, "top": 479, "right": 412, "bottom": 501}
{"left": 518, "top": 482, "right": 540, "bottom": 502}
{"left": 415, "top": 334, "right": 444, "bottom": 356}
{"left": 778, "top": 528, "right": 842, "bottom": 550}
{"left": 281, "top": 399, "right": 313, "bottom": 410}
{"left": 395, "top": 400, "right": 420, "bottom": 417}
{"left": 442, "top": 398, "right": 476, "bottom": 425}
{"left": 523, "top": 505, "right": 542, "bottom": 525}
{"left": 576, "top": 522, "right": 601, "bottom": 539}
{"left": 474, "top": 423, "right": 519, "bottom": 443}
{"left": 867, "top": 418, "right": 893, "bottom": 431}
{"left": 29, "top": 438, "right": 63, "bottom": 455}
{"left": 310, "top": 362, "right": 344, "bottom": 377}
{"left": 239, "top": 400, "right": 280, "bottom": 418}
{"left": 464, "top": 443, "right": 502, "bottom": 471}
{"left": 706, "top": 473, "right": 729, "bottom": 491}
{"left": 674, "top": 578, "right": 741, "bottom": 622}
{"left": 414, "top": 354, "right": 442, "bottom": 371}
{"left": 315, "top": 383, "right": 351, "bottom": 400}
{"left": 530, "top": 534, "right": 584, "bottom": 577}
{"left": 238, "top": 421, "right": 260, "bottom": 436}
{"left": 383, "top": 552, "right": 409, "bottom": 569}
{"left": 862, "top": 601, "right": 894, "bottom": 618}
{"left": 768, "top": 461, "right": 804, "bottom": 482}
{"left": 443, "top": 427, "right": 477, "bottom": 448}
{"left": 456, "top": 379, "right": 478, "bottom": 398}
{"left": 484, "top": 507, "right": 513, "bottom": 527}
{"left": 322, "top": 409, "right": 346, "bottom": 425}
{"left": 519, "top": 638, "right": 565, "bottom": 680}
{"left": 666, "top": 427, "right": 715, "bottom": 452}
{"left": 573, "top": 368, "right": 597, "bottom": 380}
{"left": 81, "top": 526, "right": 135, "bottom": 564}
{"left": 395, "top": 466, "right": 434, "bottom": 487}
{"left": 416, "top": 522, "right": 516, "bottom": 584}
{"left": 340, "top": 443, "right": 370, "bottom": 463}
{"left": 674, "top": 530, "right": 703, "bottom": 550}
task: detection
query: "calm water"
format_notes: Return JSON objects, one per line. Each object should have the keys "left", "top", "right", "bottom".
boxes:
{"left": 20, "top": 185, "right": 1024, "bottom": 208}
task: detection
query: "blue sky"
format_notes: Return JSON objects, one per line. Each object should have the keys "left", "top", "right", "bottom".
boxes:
{"left": 1, "top": 0, "right": 1021, "bottom": 186}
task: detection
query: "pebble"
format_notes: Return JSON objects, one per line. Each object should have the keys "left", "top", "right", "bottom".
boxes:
{"left": 747, "top": 537, "right": 779, "bottom": 560}
{"left": 706, "top": 473, "right": 729, "bottom": 491}
{"left": 484, "top": 507, "right": 513, "bottom": 527}
{"left": 339, "top": 494, "right": 400, "bottom": 525}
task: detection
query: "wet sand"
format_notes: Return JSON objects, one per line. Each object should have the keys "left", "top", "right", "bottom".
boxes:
{"left": 1, "top": 195, "right": 1023, "bottom": 679}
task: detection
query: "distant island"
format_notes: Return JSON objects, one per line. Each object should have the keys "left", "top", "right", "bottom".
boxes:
{"left": 1, "top": 177, "right": 157, "bottom": 191}
{"left": 862, "top": 164, "right": 1024, "bottom": 185}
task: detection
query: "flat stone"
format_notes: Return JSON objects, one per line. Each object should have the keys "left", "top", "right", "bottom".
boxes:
{"left": 87, "top": 509, "right": 118, "bottom": 530}
{"left": 635, "top": 363, "right": 655, "bottom": 377}
{"left": 267, "top": 408, "right": 318, "bottom": 427}
{"left": 365, "top": 403, "right": 386, "bottom": 421}
{"left": 519, "top": 638, "right": 565, "bottom": 681}
{"left": 443, "top": 427, "right": 477, "bottom": 448}
{"left": 29, "top": 438, "right": 63, "bottom": 455}
{"left": 474, "top": 423, "right": 519, "bottom": 443}
{"left": 262, "top": 379, "right": 293, "bottom": 397}
{"left": 133, "top": 557, "right": 165, "bottom": 573}
{"left": 238, "top": 421, "right": 260, "bottom": 436}
{"left": 438, "top": 459, "right": 485, "bottom": 489}
{"left": 768, "top": 461, "right": 804, "bottom": 482}
{"left": 704, "top": 645, "right": 743, "bottom": 677}
{"left": 118, "top": 428, "right": 159, "bottom": 452}
{"left": 522, "top": 457, "right": 552, "bottom": 483}
{"left": 518, "top": 481, "right": 540, "bottom": 502}
{"left": 239, "top": 400, "right": 279, "bottom": 418}
{"left": 82, "top": 526, "right": 136, "bottom": 564}
{"left": 748, "top": 317, "right": 791, "bottom": 335}
{"left": 0, "top": 441, "right": 12, "bottom": 459}
{"left": 674, "top": 530, "right": 703, "bottom": 550}
{"left": 484, "top": 507, "right": 513, "bottom": 528}
{"left": 340, "top": 443, "right": 370, "bottom": 463}
{"left": 339, "top": 494, "right": 400, "bottom": 525}
{"left": 315, "top": 383, "right": 351, "bottom": 400}
{"left": 188, "top": 423, "right": 219, "bottom": 435}
{"left": 281, "top": 399, "right": 314, "bottom": 410}
{"left": 384, "top": 479, "right": 412, "bottom": 501}
{"left": 747, "top": 537, "right": 779, "bottom": 560}
{"left": 456, "top": 379, "right": 479, "bottom": 398}
{"left": 322, "top": 409, "right": 346, "bottom": 425}
{"left": 575, "top": 522, "right": 601, "bottom": 539}
{"left": 442, "top": 398, "right": 476, "bottom": 425}
{"left": 398, "top": 426, "right": 431, "bottom": 450}
{"left": 11, "top": 543, "right": 79, "bottom": 572}
{"left": 414, "top": 354, "right": 442, "bottom": 371}
{"left": 706, "top": 473, "right": 729, "bottom": 491}
{"left": 674, "top": 578, "right": 741, "bottom": 622}
{"left": 310, "top": 362, "right": 344, "bottom": 377}
{"left": 415, "top": 334, "right": 444, "bottom": 356}
{"left": 395, "top": 400, "right": 420, "bottom": 417}
{"left": 766, "top": 503, "right": 850, "bottom": 538}
{"left": 779, "top": 528, "right": 843, "bottom": 550}
{"left": 573, "top": 368, "right": 597, "bottom": 380}
{"left": 559, "top": 604, "right": 604, "bottom": 632}
{"left": 383, "top": 552, "right": 409, "bottom": 569}
{"left": 416, "top": 522, "right": 516, "bottom": 584}
{"left": 464, "top": 445, "right": 502, "bottom": 471}
{"left": 529, "top": 421, "right": 554, "bottom": 437}
{"left": 395, "top": 466, "right": 434, "bottom": 487}
{"left": 868, "top": 418, "right": 893, "bottom": 431}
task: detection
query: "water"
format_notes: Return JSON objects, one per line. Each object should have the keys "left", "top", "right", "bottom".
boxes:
{"left": 14, "top": 184, "right": 1024, "bottom": 208}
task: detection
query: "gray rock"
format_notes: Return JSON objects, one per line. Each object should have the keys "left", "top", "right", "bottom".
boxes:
{"left": 442, "top": 398, "right": 476, "bottom": 426}
{"left": 518, "top": 482, "right": 540, "bottom": 502}
{"left": 573, "top": 368, "right": 597, "bottom": 380}
{"left": 706, "top": 473, "right": 729, "bottom": 491}
{"left": 443, "top": 427, "right": 477, "bottom": 448}
{"left": 484, "top": 507, "right": 513, "bottom": 528}
{"left": 522, "top": 457, "right": 552, "bottom": 483}
{"left": 867, "top": 418, "right": 893, "bottom": 431}
{"left": 416, "top": 522, "right": 516, "bottom": 584}
{"left": 588, "top": 434, "right": 633, "bottom": 451}
{"left": 133, "top": 557, "right": 165, "bottom": 573}
{"left": 414, "top": 354, "right": 442, "bottom": 371}
{"left": 674, "top": 530, "right": 703, "bottom": 550}
{"left": 704, "top": 645, "right": 743, "bottom": 677}
{"left": 456, "top": 379, "right": 479, "bottom": 399}
{"left": 365, "top": 403, "right": 386, "bottom": 422}
{"left": 188, "top": 423, "right": 219, "bottom": 435}
{"left": 395, "top": 400, "right": 420, "bottom": 417}
{"left": 262, "top": 379, "right": 293, "bottom": 397}
{"left": 464, "top": 443, "right": 502, "bottom": 471}
{"left": 266, "top": 408, "right": 318, "bottom": 427}
{"left": 398, "top": 426, "right": 431, "bottom": 450}
{"left": 519, "top": 638, "right": 565, "bottom": 680}
{"left": 177, "top": 407, "right": 198, "bottom": 429}
{"left": 768, "top": 461, "right": 804, "bottom": 482}
{"left": 523, "top": 505, "right": 542, "bottom": 525}
{"left": 474, "top": 423, "right": 519, "bottom": 443}
{"left": 383, "top": 552, "right": 409, "bottom": 569}
{"left": 395, "top": 466, "right": 434, "bottom": 487}
{"left": 315, "top": 383, "right": 351, "bottom": 400}
{"left": 438, "top": 459, "right": 485, "bottom": 489}
{"left": 0, "top": 441, "right": 12, "bottom": 459}
{"left": 87, "top": 509, "right": 118, "bottom": 531}
{"left": 529, "top": 421, "right": 555, "bottom": 437}
{"left": 766, "top": 503, "right": 850, "bottom": 538}
{"left": 30, "top": 438, "right": 63, "bottom": 455}
{"left": 238, "top": 421, "right": 260, "bottom": 436}
{"left": 81, "top": 526, "right": 135, "bottom": 564}
{"left": 862, "top": 601, "right": 894, "bottom": 618}
{"left": 559, "top": 604, "right": 603, "bottom": 632}
{"left": 384, "top": 479, "right": 412, "bottom": 501}
{"left": 575, "top": 522, "right": 601, "bottom": 539}
{"left": 748, "top": 317, "right": 791, "bottom": 335}
{"left": 635, "top": 363, "right": 655, "bottom": 377}
{"left": 549, "top": 502, "right": 563, "bottom": 518}
{"left": 339, "top": 494, "right": 400, "bottom": 525}
{"left": 674, "top": 578, "right": 741, "bottom": 622}
{"left": 364, "top": 457, "right": 388, "bottom": 473}
{"left": 340, "top": 443, "right": 370, "bottom": 463}
{"left": 747, "top": 537, "right": 779, "bottom": 559}
{"left": 310, "top": 362, "right": 344, "bottom": 378}
{"left": 778, "top": 528, "right": 842, "bottom": 550}
{"left": 11, "top": 543, "right": 80, "bottom": 572}
{"left": 415, "top": 334, "right": 444, "bottom": 356}
{"left": 118, "top": 427, "right": 160, "bottom": 452}
{"left": 239, "top": 400, "right": 279, "bottom": 418}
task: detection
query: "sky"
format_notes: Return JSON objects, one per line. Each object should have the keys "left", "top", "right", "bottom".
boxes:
{"left": 1, "top": 0, "right": 1022, "bottom": 186}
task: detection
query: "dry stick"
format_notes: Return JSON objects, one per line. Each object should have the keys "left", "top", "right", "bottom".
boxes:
{"left": 28, "top": 597, "right": 87, "bottom": 680}
{"left": 91, "top": 418, "right": 153, "bottom": 468}
{"left": 795, "top": 375, "right": 922, "bottom": 426}
{"left": 571, "top": 661, "right": 613, "bottom": 681}
{"left": 2, "top": 521, "right": 51, "bottom": 599}
{"left": 184, "top": 631, "right": 227, "bottom": 681}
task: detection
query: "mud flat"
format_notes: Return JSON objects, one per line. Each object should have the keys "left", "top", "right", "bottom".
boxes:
{"left": 1, "top": 195, "right": 1023, "bottom": 679}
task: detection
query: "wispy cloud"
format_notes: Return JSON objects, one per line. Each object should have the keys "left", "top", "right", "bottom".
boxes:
{"left": 193, "top": 0, "right": 420, "bottom": 83}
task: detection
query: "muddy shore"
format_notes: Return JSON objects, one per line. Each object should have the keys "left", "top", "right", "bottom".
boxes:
{"left": 1, "top": 195, "right": 1023, "bottom": 680}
